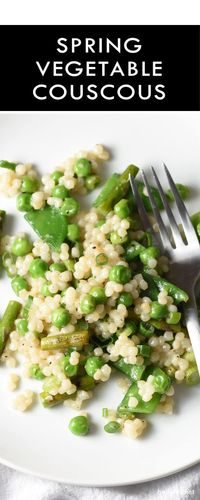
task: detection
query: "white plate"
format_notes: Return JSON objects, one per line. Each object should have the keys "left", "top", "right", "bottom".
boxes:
{"left": 0, "top": 112, "right": 200, "bottom": 486}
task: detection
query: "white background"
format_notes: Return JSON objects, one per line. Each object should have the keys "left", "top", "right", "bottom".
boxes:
{"left": 0, "top": 0, "right": 200, "bottom": 25}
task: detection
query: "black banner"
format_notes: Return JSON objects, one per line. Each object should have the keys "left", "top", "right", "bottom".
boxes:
{"left": 0, "top": 25, "right": 199, "bottom": 111}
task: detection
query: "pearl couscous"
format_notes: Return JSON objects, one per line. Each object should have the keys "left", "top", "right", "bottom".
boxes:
{"left": 0, "top": 146, "right": 199, "bottom": 439}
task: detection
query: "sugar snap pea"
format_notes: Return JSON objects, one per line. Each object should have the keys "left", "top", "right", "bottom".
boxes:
{"left": 25, "top": 206, "right": 69, "bottom": 250}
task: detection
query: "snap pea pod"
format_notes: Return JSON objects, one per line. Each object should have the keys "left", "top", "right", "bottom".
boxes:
{"left": 93, "top": 165, "right": 139, "bottom": 215}
{"left": 112, "top": 357, "right": 146, "bottom": 381}
{"left": 142, "top": 272, "right": 159, "bottom": 301}
{"left": 150, "top": 275, "right": 189, "bottom": 304}
{"left": 117, "top": 381, "right": 161, "bottom": 415}
{"left": 25, "top": 206, "right": 69, "bottom": 250}
{"left": 41, "top": 330, "right": 89, "bottom": 350}
{"left": 0, "top": 160, "right": 17, "bottom": 171}
{"left": 0, "top": 300, "right": 21, "bottom": 355}
{"left": 125, "top": 241, "right": 145, "bottom": 262}
{"left": 40, "top": 391, "right": 75, "bottom": 408}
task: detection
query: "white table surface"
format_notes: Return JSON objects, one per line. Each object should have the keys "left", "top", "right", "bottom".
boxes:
{"left": 0, "top": 462, "right": 199, "bottom": 500}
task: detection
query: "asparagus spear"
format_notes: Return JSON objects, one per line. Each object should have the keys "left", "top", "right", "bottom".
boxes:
{"left": 0, "top": 300, "right": 21, "bottom": 355}
{"left": 41, "top": 330, "right": 89, "bottom": 350}
{"left": 93, "top": 165, "right": 139, "bottom": 215}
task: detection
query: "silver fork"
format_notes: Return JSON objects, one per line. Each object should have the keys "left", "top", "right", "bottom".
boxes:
{"left": 130, "top": 165, "right": 200, "bottom": 374}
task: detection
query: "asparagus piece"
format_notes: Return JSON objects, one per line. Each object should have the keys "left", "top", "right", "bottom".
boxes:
{"left": 150, "top": 319, "right": 186, "bottom": 334}
{"left": 0, "top": 300, "right": 21, "bottom": 355}
{"left": 93, "top": 173, "right": 120, "bottom": 209}
{"left": 93, "top": 165, "right": 139, "bottom": 215}
{"left": 41, "top": 330, "right": 89, "bottom": 350}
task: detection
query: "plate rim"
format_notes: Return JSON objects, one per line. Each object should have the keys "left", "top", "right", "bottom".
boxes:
{"left": 0, "top": 455, "right": 199, "bottom": 486}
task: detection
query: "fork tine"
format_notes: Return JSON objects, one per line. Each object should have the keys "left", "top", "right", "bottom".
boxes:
{"left": 141, "top": 170, "right": 172, "bottom": 252}
{"left": 129, "top": 174, "right": 161, "bottom": 247}
{"left": 163, "top": 164, "right": 198, "bottom": 245}
{"left": 129, "top": 174, "right": 151, "bottom": 231}
{"left": 151, "top": 167, "right": 184, "bottom": 247}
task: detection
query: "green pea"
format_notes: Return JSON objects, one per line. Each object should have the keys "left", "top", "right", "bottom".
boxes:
{"left": 52, "top": 307, "right": 71, "bottom": 328}
{"left": 140, "top": 246, "right": 160, "bottom": 265}
{"left": 166, "top": 311, "right": 181, "bottom": 324}
{"left": 96, "top": 253, "right": 108, "bottom": 266}
{"left": 51, "top": 170, "right": 63, "bottom": 184}
{"left": 16, "top": 193, "right": 32, "bottom": 212}
{"left": 125, "top": 241, "right": 145, "bottom": 261}
{"left": 12, "top": 236, "right": 32, "bottom": 257}
{"left": 139, "top": 321, "right": 155, "bottom": 337}
{"left": 52, "top": 185, "right": 69, "bottom": 199}
{"left": 150, "top": 302, "right": 168, "bottom": 320}
{"left": 85, "top": 356, "right": 104, "bottom": 377}
{"left": 60, "top": 354, "right": 78, "bottom": 377}
{"left": 79, "top": 374, "right": 95, "bottom": 391}
{"left": 167, "top": 183, "right": 190, "bottom": 202}
{"left": 183, "top": 352, "right": 196, "bottom": 364}
{"left": 186, "top": 366, "right": 200, "bottom": 385}
{"left": 17, "top": 318, "right": 28, "bottom": 335}
{"left": 117, "top": 292, "right": 133, "bottom": 307}
{"left": 69, "top": 415, "right": 89, "bottom": 436}
{"left": 114, "top": 199, "right": 130, "bottom": 219}
{"left": 60, "top": 197, "right": 80, "bottom": 216}
{"left": 89, "top": 286, "right": 106, "bottom": 304}
{"left": 21, "top": 176, "right": 39, "bottom": 193}
{"left": 29, "top": 258, "right": 48, "bottom": 278}
{"left": 110, "top": 232, "right": 127, "bottom": 245}
{"left": 49, "top": 263, "right": 66, "bottom": 272}
{"left": 85, "top": 175, "right": 100, "bottom": 191}
{"left": 109, "top": 265, "right": 131, "bottom": 284}
{"left": 104, "top": 421, "right": 121, "bottom": 433}
{"left": 41, "top": 281, "right": 53, "bottom": 297}
{"left": 2, "top": 252, "right": 15, "bottom": 277}
{"left": 29, "top": 363, "right": 45, "bottom": 380}
{"left": 74, "top": 158, "right": 92, "bottom": 178}
{"left": 67, "top": 224, "right": 80, "bottom": 242}
{"left": 11, "top": 275, "right": 29, "bottom": 295}
{"left": 80, "top": 295, "right": 96, "bottom": 314}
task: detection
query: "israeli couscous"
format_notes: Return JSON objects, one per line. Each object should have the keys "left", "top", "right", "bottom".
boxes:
{"left": 0, "top": 145, "right": 199, "bottom": 439}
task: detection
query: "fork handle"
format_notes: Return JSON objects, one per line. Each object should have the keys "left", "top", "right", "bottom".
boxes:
{"left": 184, "top": 292, "right": 200, "bottom": 375}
